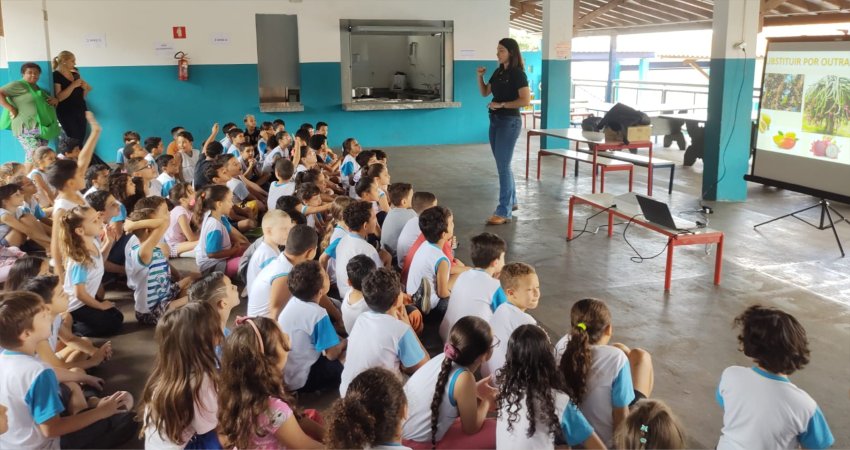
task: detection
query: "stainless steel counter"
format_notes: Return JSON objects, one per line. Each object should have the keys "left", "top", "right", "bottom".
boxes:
{"left": 342, "top": 100, "right": 461, "bottom": 111}
{"left": 259, "top": 102, "right": 305, "bottom": 113}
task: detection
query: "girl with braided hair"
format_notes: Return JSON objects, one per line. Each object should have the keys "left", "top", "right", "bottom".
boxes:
{"left": 496, "top": 324, "right": 605, "bottom": 449}
{"left": 401, "top": 316, "right": 497, "bottom": 449}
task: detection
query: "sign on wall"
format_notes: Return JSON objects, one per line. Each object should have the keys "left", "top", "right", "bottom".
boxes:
{"left": 173, "top": 26, "right": 187, "bottom": 39}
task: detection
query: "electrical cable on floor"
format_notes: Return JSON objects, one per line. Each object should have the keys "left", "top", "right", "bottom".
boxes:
{"left": 567, "top": 205, "right": 618, "bottom": 242}
{"left": 623, "top": 213, "right": 671, "bottom": 263}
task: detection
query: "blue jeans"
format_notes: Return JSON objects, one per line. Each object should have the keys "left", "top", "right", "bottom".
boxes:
{"left": 489, "top": 114, "right": 521, "bottom": 218}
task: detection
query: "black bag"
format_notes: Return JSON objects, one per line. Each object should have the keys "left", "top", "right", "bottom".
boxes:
{"left": 596, "top": 103, "right": 651, "bottom": 144}
{"left": 581, "top": 115, "right": 602, "bottom": 132}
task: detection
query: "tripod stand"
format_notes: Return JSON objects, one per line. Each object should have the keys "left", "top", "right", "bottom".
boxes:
{"left": 754, "top": 199, "right": 848, "bottom": 257}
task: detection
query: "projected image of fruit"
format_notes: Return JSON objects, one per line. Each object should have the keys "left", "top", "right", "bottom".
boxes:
{"left": 763, "top": 73, "right": 804, "bottom": 112}
{"left": 759, "top": 113, "right": 771, "bottom": 133}
{"left": 773, "top": 131, "right": 798, "bottom": 149}
{"left": 802, "top": 75, "right": 850, "bottom": 138}
{"left": 810, "top": 137, "right": 841, "bottom": 159}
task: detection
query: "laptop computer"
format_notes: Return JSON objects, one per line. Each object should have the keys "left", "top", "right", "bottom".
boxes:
{"left": 635, "top": 194, "right": 699, "bottom": 231}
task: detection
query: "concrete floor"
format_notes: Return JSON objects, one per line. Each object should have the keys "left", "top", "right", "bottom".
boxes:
{"left": 99, "top": 131, "right": 850, "bottom": 449}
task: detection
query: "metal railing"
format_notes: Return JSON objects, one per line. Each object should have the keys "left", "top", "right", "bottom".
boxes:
{"left": 571, "top": 78, "right": 761, "bottom": 110}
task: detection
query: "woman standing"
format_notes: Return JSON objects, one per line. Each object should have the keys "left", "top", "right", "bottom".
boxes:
{"left": 0, "top": 63, "right": 60, "bottom": 170}
{"left": 477, "top": 38, "right": 531, "bottom": 225}
{"left": 53, "top": 50, "right": 92, "bottom": 142}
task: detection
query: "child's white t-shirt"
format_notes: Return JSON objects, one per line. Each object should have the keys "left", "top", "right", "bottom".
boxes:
{"left": 246, "top": 240, "right": 280, "bottom": 288}
{"left": 148, "top": 178, "right": 163, "bottom": 198}
{"left": 63, "top": 239, "right": 105, "bottom": 312}
{"left": 0, "top": 351, "right": 64, "bottom": 450}
{"left": 406, "top": 242, "right": 448, "bottom": 306}
{"left": 322, "top": 225, "right": 347, "bottom": 284}
{"left": 195, "top": 212, "right": 232, "bottom": 273}
{"left": 553, "top": 337, "right": 635, "bottom": 446}
{"left": 156, "top": 172, "right": 177, "bottom": 198}
{"left": 267, "top": 181, "right": 295, "bottom": 211}
{"left": 144, "top": 374, "right": 218, "bottom": 450}
{"left": 396, "top": 216, "right": 420, "bottom": 268}
{"left": 439, "top": 269, "right": 508, "bottom": 342}
{"left": 83, "top": 186, "right": 100, "bottom": 199}
{"left": 247, "top": 253, "right": 294, "bottom": 317}
{"left": 341, "top": 290, "right": 371, "bottom": 334}
{"left": 340, "top": 311, "right": 425, "bottom": 396}
{"left": 334, "top": 233, "right": 382, "bottom": 299}
{"left": 401, "top": 353, "right": 464, "bottom": 443}
{"left": 262, "top": 146, "right": 286, "bottom": 174}
{"left": 716, "top": 366, "right": 834, "bottom": 450}
{"left": 381, "top": 208, "right": 417, "bottom": 254}
{"left": 226, "top": 177, "right": 250, "bottom": 203}
{"left": 496, "top": 390, "right": 594, "bottom": 450}
{"left": 126, "top": 241, "right": 172, "bottom": 314}
{"left": 277, "top": 298, "right": 340, "bottom": 391}
{"left": 48, "top": 314, "right": 63, "bottom": 352}
{"left": 482, "top": 303, "right": 537, "bottom": 379}
{"left": 339, "top": 154, "right": 359, "bottom": 184}
{"left": 145, "top": 153, "right": 160, "bottom": 176}
{"left": 180, "top": 149, "right": 200, "bottom": 183}
{"left": 164, "top": 205, "right": 191, "bottom": 249}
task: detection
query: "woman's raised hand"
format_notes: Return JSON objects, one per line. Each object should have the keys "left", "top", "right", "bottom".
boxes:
{"left": 476, "top": 66, "right": 487, "bottom": 77}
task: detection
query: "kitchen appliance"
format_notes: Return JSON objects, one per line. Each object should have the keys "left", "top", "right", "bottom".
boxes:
{"left": 352, "top": 86, "right": 373, "bottom": 98}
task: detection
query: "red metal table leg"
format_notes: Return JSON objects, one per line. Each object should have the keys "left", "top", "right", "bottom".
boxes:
{"left": 647, "top": 143, "right": 654, "bottom": 196}
{"left": 628, "top": 166, "right": 634, "bottom": 192}
{"left": 567, "top": 196, "right": 576, "bottom": 239}
{"left": 537, "top": 151, "right": 542, "bottom": 180}
{"left": 608, "top": 210, "right": 614, "bottom": 237}
{"left": 525, "top": 132, "right": 531, "bottom": 179}
{"left": 665, "top": 237, "right": 674, "bottom": 291}
{"left": 562, "top": 156, "right": 567, "bottom": 178}
{"left": 714, "top": 234, "right": 724, "bottom": 285}
{"left": 591, "top": 145, "right": 598, "bottom": 193}
{"left": 600, "top": 166, "right": 606, "bottom": 193}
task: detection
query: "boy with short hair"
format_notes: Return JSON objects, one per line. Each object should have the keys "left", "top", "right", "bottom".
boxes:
{"left": 380, "top": 182, "right": 415, "bottom": 256}
{"left": 83, "top": 164, "right": 109, "bottom": 198}
{"left": 481, "top": 262, "right": 540, "bottom": 378}
{"left": 396, "top": 191, "right": 437, "bottom": 267}
{"left": 57, "top": 137, "right": 82, "bottom": 161}
{"left": 166, "top": 126, "right": 185, "bottom": 156}
{"left": 334, "top": 201, "right": 389, "bottom": 299}
{"left": 125, "top": 157, "right": 161, "bottom": 197}
{"left": 244, "top": 210, "right": 293, "bottom": 288}
{"left": 267, "top": 158, "right": 296, "bottom": 212}
{"left": 176, "top": 131, "right": 200, "bottom": 183}
{"left": 438, "top": 232, "right": 507, "bottom": 342}
{"left": 155, "top": 154, "right": 179, "bottom": 198}
{"left": 341, "top": 254, "right": 377, "bottom": 334}
{"left": 219, "top": 122, "right": 237, "bottom": 149}
{"left": 205, "top": 160, "right": 257, "bottom": 232}
{"left": 144, "top": 136, "right": 164, "bottom": 159}
{"left": 226, "top": 128, "right": 245, "bottom": 157}
{"left": 116, "top": 130, "right": 140, "bottom": 166}
{"left": 277, "top": 260, "right": 346, "bottom": 393}
{"left": 0, "top": 291, "right": 137, "bottom": 449}
{"left": 194, "top": 123, "right": 224, "bottom": 189}
{"left": 339, "top": 267, "right": 428, "bottom": 396}
{"left": 248, "top": 224, "right": 317, "bottom": 319}
{"left": 315, "top": 121, "right": 328, "bottom": 136}
{"left": 716, "top": 305, "right": 834, "bottom": 450}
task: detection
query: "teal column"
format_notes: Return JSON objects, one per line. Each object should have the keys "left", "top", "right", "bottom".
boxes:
{"left": 638, "top": 58, "right": 650, "bottom": 80}
{"left": 540, "top": 0, "right": 573, "bottom": 148}
{"left": 702, "top": 0, "right": 759, "bottom": 201}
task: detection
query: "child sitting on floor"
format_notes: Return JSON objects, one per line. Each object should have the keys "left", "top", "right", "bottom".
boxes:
{"left": 341, "top": 255, "right": 377, "bottom": 334}
{"left": 268, "top": 158, "right": 296, "bottom": 212}
{"left": 380, "top": 182, "right": 415, "bottom": 258}
{"left": 124, "top": 157, "right": 161, "bottom": 198}
{"left": 193, "top": 185, "right": 249, "bottom": 277}
{"left": 29, "top": 147, "right": 56, "bottom": 208}
{"left": 164, "top": 183, "right": 199, "bottom": 258}
{"left": 154, "top": 154, "right": 179, "bottom": 198}
{"left": 187, "top": 272, "right": 240, "bottom": 339}
{"left": 245, "top": 210, "right": 293, "bottom": 288}
{"left": 83, "top": 164, "right": 109, "bottom": 198}
{"left": 205, "top": 160, "right": 257, "bottom": 232}
{"left": 614, "top": 399, "right": 687, "bottom": 450}
{"left": 248, "top": 224, "right": 317, "bottom": 319}
{"left": 334, "top": 201, "right": 390, "bottom": 299}
{"left": 0, "top": 183, "right": 51, "bottom": 251}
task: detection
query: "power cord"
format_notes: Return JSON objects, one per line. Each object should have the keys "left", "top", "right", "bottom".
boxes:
{"left": 623, "top": 213, "right": 671, "bottom": 263}
{"left": 567, "top": 205, "right": 618, "bottom": 242}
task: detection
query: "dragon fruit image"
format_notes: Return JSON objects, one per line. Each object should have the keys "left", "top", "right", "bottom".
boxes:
{"left": 810, "top": 137, "right": 831, "bottom": 157}
{"left": 825, "top": 141, "right": 840, "bottom": 159}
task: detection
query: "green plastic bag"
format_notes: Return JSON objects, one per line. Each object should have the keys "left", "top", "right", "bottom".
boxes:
{"left": 23, "top": 81, "right": 60, "bottom": 140}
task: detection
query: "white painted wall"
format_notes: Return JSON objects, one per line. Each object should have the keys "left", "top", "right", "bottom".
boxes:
{"left": 3, "top": 0, "right": 507, "bottom": 65}
{"left": 0, "top": 37, "right": 8, "bottom": 68}
{"left": 351, "top": 35, "right": 409, "bottom": 88}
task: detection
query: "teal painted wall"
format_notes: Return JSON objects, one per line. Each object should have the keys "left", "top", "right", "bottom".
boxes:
{"left": 0, "top": 61, "right": 53, "bottom": 163}
{"left": 540, "top": 59, "right": 571, "bottom": 148}
{"left": 1, "top": 60, "right": 499, "bottom": 163}
{"left": 524, "top": 50, "right": 542, "bottom": 99}
{"left": 702, "top": 57, "right": 756, "bottom": 202}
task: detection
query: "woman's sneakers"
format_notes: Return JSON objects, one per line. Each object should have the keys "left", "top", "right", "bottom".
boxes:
{"left": 411, "top": 277, "right": 432, "bottom": 314}
{"left": 486, "top": 215, "right": 510, "bottom": 225}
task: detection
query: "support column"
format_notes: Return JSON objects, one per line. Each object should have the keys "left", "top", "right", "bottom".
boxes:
{"left": 702, "top": 0, "right": 759, "bottom": 201}
{"left": 605, "top": 33, "right": 618, "bottom": 102}
{"left": 540, "top": 0, "right": 573, "bottom": 147}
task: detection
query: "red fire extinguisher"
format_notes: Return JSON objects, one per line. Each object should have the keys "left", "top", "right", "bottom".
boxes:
{"left": 175, "top": 51, "right": 189, "bottom": 81}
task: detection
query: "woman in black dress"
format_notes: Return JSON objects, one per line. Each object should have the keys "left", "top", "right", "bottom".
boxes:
{"left": 477, "top": 38, "right": 531, "bottom": 225}
{"left": 53, "top": 50, "right": 92, "bottom": 142}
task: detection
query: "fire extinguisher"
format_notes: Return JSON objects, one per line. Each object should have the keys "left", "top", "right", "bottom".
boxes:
{"left": 175, "top": 51, "right": 189, "bottom": 81}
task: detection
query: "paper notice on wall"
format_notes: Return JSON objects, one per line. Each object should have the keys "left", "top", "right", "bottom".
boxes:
{"left": 555, "top": 42, "right": 571, "bottom": 59}
{"left": 83, "top": 34, "right": 107, "bottom": 48}
{"left": 154, "top": 42, "right": 175, "bottom": 58}
{"left": 210, "top": 32, "right": 231, "bottom": 46}
{"left": 458, "top": 49, "right": 477, "bottom": 60}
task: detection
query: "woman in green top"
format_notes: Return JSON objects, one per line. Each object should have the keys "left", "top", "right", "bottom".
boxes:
{"left": 0, "top": 63, "right": 59, "bottom": 169}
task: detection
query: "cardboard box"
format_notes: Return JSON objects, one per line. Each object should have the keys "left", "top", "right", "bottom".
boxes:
{"left": 603, "top": 125, "right": 652, "bottom": 143}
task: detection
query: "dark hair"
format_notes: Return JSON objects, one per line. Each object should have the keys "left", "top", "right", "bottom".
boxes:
{"left": 205, "top": 141, "right": 225, "bottom": 158}
{"left": 274, "top": 158, "right": 295, "bottom": 182}
{"left": 498, "top": 38, "right": 525, "bottom": 70}
{"left": 362, "top": 267, "right": 400, "bottom": 313}
{"left": 734, "top": 305, "right": 810, "bottom": 375}
{"left": 156, "top": 154, "right": 174, "bottom": 172}
{"left": 177, "top": 130, "right": 194, "bottom": 142}
{"left": 470, "top": 232, "right": 506, "bottom": 268}
{"left": 85, "top": 190, "right": 112, "bottom": 212}
{"left": 365, "top": 162, "right": 386, "bottom": 180}
{"left": 299, "top": 123, "right": 313, "bottom": 131}
{"left": 222, "top": 122, "right": 237, "bottom": 132}
{"left": 294, "top": 168, "right": 321, "bottom": 189}
{"left": 308, "top": 134, "right": 327, "bottom": 151}
{"left": 500, "top": 262, "right": 536, "bottom": 292}
{"left": 412, "top": 191, "right": 437, "bottom": 214}
{"left": 170, "top": 126, "right": 184, "bottom": 135}
{"left": 4, "top": 255, "right": 47, "bottom": 291}
{"left": 45, "top": 159, "right": 79, "bottom": 190}
{"left": 125, "top": 157, "right": 150, "bottom": 176}
{"left": 419, "top": 206, "right": 451, "bottom": 243}
{"left": 58, "top": 136, "right": 81, "bottom": 155}
{"left": 135, "top": 196, "right": 167, "bottom": 213}
{"left": 342, "top": 201, "right": 373, "bottom": 232}
{"left": 342, "top": 138, "right": 357, "bottom": 156}
{"left": 123, "top": 142, "right": 142, "bottom": 160}
{"left": 614, "top": 399, "right": 687, "bottom": 450}
{"left": 355, "top": 150, "right": 375, "bottom": 168}
{"left": 387, "top": 183, "right": 413, "bottom": 207}
{"left": 169, "top": 182, "right": 193, "bottom": 204}
{"left": 187, "top": 272, "right": 229, "bottom": 306}
{"left": 347, "top": 255, "right": 377, "bottom": 291}
{"left": 354, "top": 175, "right": 376, "bottom": 197}
{"left": 144, "top": 136, "right": 163, "bottom": 152}
{"left": 203, "top": 162, "right": 226, "bottom": 185}
{"left": 273, "top": 119, "right": 285, "bottom": 127}
{"left": 0, "top": 183, "right": 20, "bottom": 206}
{"left": 496, "top": 324, "right": 561, "bottom": 439}
{"left": 19, "top": 275, "right": 60, "bottom": 305}
{"left": 84, "top": 164, "right": 109, "bottom": 190}
{"left": 284, "top": 224, "right": 319, "bottom": 256}
{"left": 297, "top": 182, "right": 321, "bottom": 203}
{"left": 431, "top": 316, "right": 492, "bottom": 445}
{"left": 316, "top": 121, "right": 328, "bottom": 130}
{"left": 128, "top": 207, "right": 156, "bottom": 225}
{"left": 325, "top": 367, "right": 406, "bottom": 449}
{"left": 0, "top": 291, "right": 45, "bottom": 348}
{"left": 559, "top": 298, "right": 611, "bottom": 405}
{"left": 295, "top": 128, "right": 311, "bottom": 144}
{"left": 123, "top": 131, "right": 141, "bottom": 142}
{"left": 227, "top": 128, "right": 244, "bottom": 139}
{"left": 215, "top": 153, "right": 235, "bottom": 165}
{"left": 192, "top": 185, "right": 230, "bottom": 229}
{"left": 108, "top": 172, "right": 132, "bottom": 204}
{"left": 372, "top": 149, "right": 387, "bottom": 161}
{"left": 20, "top": 62, "right": 42, "bottom": 74}
{"left": 275, "top": 195, "right": 302, "bottom": 215}
{"left": 288, "top": 260, "right": 324, "bottom": 301}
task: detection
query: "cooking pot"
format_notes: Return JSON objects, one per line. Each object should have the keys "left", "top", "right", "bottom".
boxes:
{"left": 352, "top": 86, "right": 373, "bottom": 98}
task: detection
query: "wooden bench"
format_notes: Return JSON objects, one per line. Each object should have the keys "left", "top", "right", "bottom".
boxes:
{"left": 537, "top": 148, "right": 634, "bottom": 193}
{"left": 595, "top": 150, "right": 676, "bottom": 195}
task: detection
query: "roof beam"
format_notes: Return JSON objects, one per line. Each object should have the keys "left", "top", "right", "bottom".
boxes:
{"left": 636, "top": 0, "right": 709, "bottom": 21}
{"left": 575, "top": 0, "right": 632, "bottom": 28}
{"left": 764, "top": 11, "right": 850, "bottom": 25}
{"left": 617, "top": 1, "right": 695, "bottom": 23}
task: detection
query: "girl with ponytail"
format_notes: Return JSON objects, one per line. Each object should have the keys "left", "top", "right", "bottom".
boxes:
{"left": 58, "top": 206, "right": 123, "bottom": 337}
{"left": 496, "top": 324, "right": 605, "bottom": 449}
{"left": 193, "top": 185, "right": 249, "bottom": 277}
{"left": 325, "top": 367, "right": 409, "bottom": 449}
{"left": 555, "top": 298, "right": 655, "bottom": 447}
{"left": 401, "top": 316, "right": 497, "bottom": 449}
{"left": 218, "top": 316, "right": 323, "bottom": 449}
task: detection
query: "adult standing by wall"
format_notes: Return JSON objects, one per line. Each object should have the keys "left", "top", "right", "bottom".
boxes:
{"left": 477, "top": 38, "right": 531, "bottom": 225}
{"left": 52, "top": 51, "right": 92, "bottom": 142}
{"left": 0, "top": 63, "right": 60, "bottom": 171}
